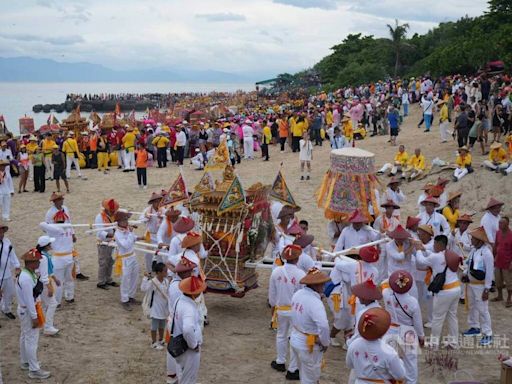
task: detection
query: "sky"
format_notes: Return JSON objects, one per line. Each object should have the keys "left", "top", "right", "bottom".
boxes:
{"left": 0, "top": 0, "right": 489, "bottom": 78}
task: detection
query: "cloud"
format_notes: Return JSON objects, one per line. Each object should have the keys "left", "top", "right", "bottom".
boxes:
{"left": 272, "top": 0, "right": 339, "bottom": 10}
{"left": 195, "top": 12, "right": 246, "bottom": 22}
{"left": 0, "top": 33, "right": 84, "bottom": 46}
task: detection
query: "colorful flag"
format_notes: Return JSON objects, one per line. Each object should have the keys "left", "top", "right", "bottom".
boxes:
{"left": 159, "top": 172, "right": 188, "bottom": 208}
{"left": 190, "top": 172, "right": 214, "bottom": 203}
{"left": 269, "top": 169, "right": 297, "bottom": 207}
{"left": 217, "top": 175, "right": 245, "bottom": 215}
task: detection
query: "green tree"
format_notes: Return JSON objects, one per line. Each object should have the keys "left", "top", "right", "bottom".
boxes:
{"left": 387, "top": 19, "right": 410, "bottom": 77}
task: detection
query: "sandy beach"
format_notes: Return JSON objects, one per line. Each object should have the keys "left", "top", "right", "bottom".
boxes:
{"left": 1, "top": 103, "right": 510, "bottom": 384}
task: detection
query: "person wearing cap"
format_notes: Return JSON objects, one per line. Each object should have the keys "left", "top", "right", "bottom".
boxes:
{"left": 94, "top": 198, "right": 120, "bottom": 290}
{"left": 157, "top": 207, "right": 181, "bottom": 250}
{"left": 121, "top": 126, "right": 136, "bottom": 171}
{"left": 0, "top": 160, "right": 14, "bottom": 221}
{"left": 453, "top": 146, "right": 473, "bottom": 182}
{"left": 152, "top": 131, "right": 170, "bottom": 168}
{"left": 173, "top": 275, "right": 206, "bottom": 383}
{"left": 114, "top": 210, "right": 144, "bottom": 311}
{"left": 385, "top": 226, "right": 417, "bottom": 295}
{"left": 290, "top": 268, "right": 330, "bottom": 384}
{"left": 16, "top": 248, "right": 51, "bottom": 379}
{"left": 41, "top": 134, "right": 56, "bottom": 180}
{"left": 62, "top": 131, "right": 82, "bottom": 179}
{"left": 415, "top": 235, "right": 461, "bottom": 348}
{"left": 480, "top": 197, "right": 504, "bottom": 246}
{"left": 294, "top": 234, "right": 318, "bottom": 271}
{"left": 36, "top": 235, "right": 60, "bottom": 336}
{"left": 417, "top": 196, "right": 450, "bottom": 237}
{"left": 242, "top": 119, "right": 255, "bottom": 159}
{"left": 272, "top": 206, "right": 297, "bottom": 266}
{"left": 462, "top": 227, "right": 494, "bottom": 346}
{"left": 26, "top": 135, "right": 39, "bottom": 181}
{"left": 334, "top": 209, "right": 380, "bottom": 252}
{"left": 377, "top": 144, "right": 409, "bottom": 177}
{"left": 405, "top": 216, "right": 421, "bottom": 240}
{"left": 139, "top": 193, "right": 164, "bottom": 272}
{"left": 384, "top": 178, "right": 405, "bottom": 218}
{"left": 168, "top": 216, "right": 197, "bottom": 256}
{"left": 17, "top": 144, "right": 30, "bottom": 193}
{"left": 483, "top": 142, "right": 508, "bottom": 172}
{"left": 449, "top": 214, "right": 473, "bottom": 259}
{"left": 0, "top": 224, "right": 19, "bottom": 319}
{"left": 494, "top": 217, "right": 512, "bottom": 306}
{"left": 0, "top": 141, "right": 13, "bottom": 175}
{"left": 373, "top": 200, "right": 400, "bottom": 236}
{"left": 383, "top": 270, "right": 424, "bottom": 383}
{"left": 401, "top": 148, "right": 425, "bottom": 181}
{"left": 442, "top": 191, "right": 462, "bottom": 231}
{"left": 268, "top": 244, "right": 306, "bottom": 380}
{"left": 346, "top": 307, "right": 405, "bottom": 383}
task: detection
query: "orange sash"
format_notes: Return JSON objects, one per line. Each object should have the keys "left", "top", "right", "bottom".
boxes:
{"left": 35, "top": 302, "right": 45, "bottom": 328}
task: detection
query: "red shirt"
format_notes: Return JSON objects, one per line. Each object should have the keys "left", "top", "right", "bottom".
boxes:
{"left": 495, "top": 228, "right": 512, "bottom": 269}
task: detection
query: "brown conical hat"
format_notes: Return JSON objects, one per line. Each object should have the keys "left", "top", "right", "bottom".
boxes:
{"left": 387, "top": 225, "right": 410, "bottom": 241}
{"left": 358, "top": 307, "right": 391, "bottom": 341}
{"left": 484, "top": 197, "right": 504, "bottom": 211}
{"left": 293, "top": 234, "right": 314, "bottom": 248}
{"left": 389, "top": 270, "right": 413, "bottom": 294}
{"left": 179, "top": 276, "right": 207, "bottom": 295}
{"left": 283, "top": 244, "right": 302, "bottom": 261}
{"left": 351, "top": 279, "right": 382, "bottom": 301}
{"left": 300, "top": 267, "right": 330, "bottom": 285}
{"left": 469, "top": 226, "right": 489, "bottom": 244}
{"left": 445, "top": 250, "right": 462, "bottom": 272}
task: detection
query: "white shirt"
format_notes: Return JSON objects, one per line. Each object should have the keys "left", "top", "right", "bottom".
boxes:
{"left": 417, "top": 211, "right": 450, "bottom": 237}
{"left": 290, "top": 287, "right": 330, "bottom": 351}
{"left": 173, "top": 295, "right": 203, "bottom": 349}
{"left": 0, "top": 238, "right": 18, "bottom": 279}
{"left": 346, "top": 338, "right": 406, "bottom": 383}
{"left": 449, "top": 228, "right": 471, "bottom": 257}
{"left": 156, "top": 218, "right": 176, "bottom": 246}
{"left": 373, "top": 215, "right": 400, "bottom": 234}
{"left": 168, "top": 277, "right": 183, "bottom": 318}
{"left": 415, "top": 250, "right": 460, "bottom": 293}
{"left": 38, "top": 252, "right": 51, "bottom": 285}
{"left": 0, "top": 171, "right": 14, "bottom": 194}
{"left": 16, "top": 269, "right": 38, "bottom": 319}
{"left": 169, "top": 233, "right": 187, "bottom": 256}
{"left": 335, "top": 225, "right": 379, "bottom": 252}
{"left": 242, "top": 125, "right": 254, "bottom": 138}
{"left": 327, "top": 221, "right": 345, "bottom": 246}
{"left": 480, "top": 211, "right": 500, "bottom": 244}
{"left": 297, "top": 252, "right": 316, "bottom": 273}
{"left": 383, "top": 289, "right": 424, "bottom": 337}
{"left": 139, "top": 206, "right": 163, "bottom": 239}
{"left": 386, "top": 240, "right": 414, "bottom": 277}
{"left": 0, "top": 148, "right": 13, "bottom": 162}
{"left": 299, "top": 139, "right": 313, "bottom": 161}
{"left": 466, "top": 246, "right": 494, "bottom": 289}
{"left": 176, "top": 131, "right": 187, "bottom": 147}
{"left": 384, "top": 187, "right": 405, "bottom": 217}
{"left": 114, "top": 228, "right": 137, "bottom": 255}
{"left": 141, "top": 277, "right": 169, "bottom": 319}
{"left": 95, "top": 211, "right": 115, "bottom": 242}
{"left": 39, "top": 222, "right": 73, "bottom": 254}
{"left": 268, "top": 263, "right": 305, "bottom": 308}
{"left": 45, "top": 205, "right": 74, "bottom": 231}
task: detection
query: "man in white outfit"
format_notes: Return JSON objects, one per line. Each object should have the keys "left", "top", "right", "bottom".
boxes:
{"left": 139, "top": 192, "right": 164, "bottom": 272}
{"left": 480, "top": 197, "right": 503, "bottom": 247}
{"left": 95, "top": 198, "right": 119, "bottom": 290}
{"left": 0, "top": 161, "right": 14, "bottom": 221}
{"left": 417, "top": 196, "right": 450, "bottom": 237}
{"left": 384, "top": 178, "right": 406, "bottom": 218}
{"left": 242, "top": 119, "right": 254, "bottom": 159}
{"left": 16, "top": 248, "right": 51, "bottom": 380}
{"left": 269, "top": 244, "right": 306, "bottom": 380}
{"left": 335, "top": 209, "right": 380, "bottom": 252}
{"left": 462, "top": 227, "right": 494, "bottom": 346}
{"left": 114, "top": 210, "right": 143, "bottom": 311}
{"left": 173, "top": 275, "right": 206, "bottom": 384}
{"left": 0, "top": 223, "right": 19, "bottom": 319}
{"left": 290, "top": 268, "right": 330, "bottom": 384}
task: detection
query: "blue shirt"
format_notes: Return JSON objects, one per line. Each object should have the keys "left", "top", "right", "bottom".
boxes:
{"left": 388, "top": 111, "right": 399, "bottom": 129}
{"left": 331, "top": 135, "right": 346, "bottom": 149}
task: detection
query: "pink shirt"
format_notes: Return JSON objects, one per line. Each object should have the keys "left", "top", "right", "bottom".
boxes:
{"left": 495, "top": 229, "right": 512, "bottom": 269}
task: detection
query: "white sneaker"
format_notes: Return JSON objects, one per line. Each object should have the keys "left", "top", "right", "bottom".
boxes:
{"left": 151, "top": 342, "right": 164, "bottom": 350}
{"left": 158, "top": 340, "right": 165, "bottom": 346}
{"left": 424, "top": 322, "right": 432, "bottom": 328}
{"left": 21, "top": 362, "right": 29, "bottom": 371}
{"left": 342, "top": 342, "right": 348, "bottom": 351}
{"left": 28, "top": 369, "right": 51, "bottom": 379}
{"left": 143, "top": 186, "right": 147, "bottom": 190}
{"left": 330, "top": 337, "right": 341, "bottom": 347}
{"left": 44, "top": 327, "right": 60, "bottom": 336}
{"left": 167, "top": 376, "right": 178, "bottom": 384}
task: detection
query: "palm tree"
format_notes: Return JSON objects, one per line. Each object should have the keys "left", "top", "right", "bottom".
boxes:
{"left": 387, "top": 19, "right": 410, "bottom": 77}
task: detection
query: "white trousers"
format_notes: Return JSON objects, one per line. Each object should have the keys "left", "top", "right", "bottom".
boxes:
{"left": 467, "top": 284, "right": 492, "bottom": 336}
{"left": 167, "top": 350, "right": 179, "bottom": 377}
{"left": 292, "top": 346, "right": 323, "bottom": 384}
{"left": 175, "top": 349, "right": 201, "bottom": 384}
{"left": 483, "top": 160, "right": 508, "bottom": 170}
{"left": 44, "top": 156, "right": 53, "bottom": 179}
{"left": 328, "top": 301, "right": 353, "bottom": 331}
{"left": 124, "top": 151, "right": 135, "bottom": 170}
{"left": 454, "top": 167, "right": 468, "bottom": 180}
{"left": 416, "top": 281, "right": 432, "bottom": 322}
{"left": 440, "top": 121, "right": 450, "bottom": 142}
{"left": 431, "top": 287, "right": 460, "bottom": 348}
{"left": 41, "top": 284, "right": 58, "bottom": 330}
{"left": 29, "top": 161, "right": 34, "bottom": 181}
{"left": 120, "top": 255, "right": 139, "bottom": 303}
{"left": 0, "top": 193, "right": 11, "bottom": 220}
{"left": 117, "top": 150, "right": 125, "bottom": 169}
{"left": 378, "top": 162, "right": 402, "bottom": 175}
{"left": 53, "top": 256, "right": 75, "bottom": 303}
{"left": 243, "top": 137, "right": 254, "bottom": 159}
{"left": 196, "top": 293, "right": 208, "bottom": 324}
{"left": 191, "top": 154, "right": 204, "bottom": 170}
{"left": 17, "top": 308, "right": 41, "bottom": 372}
{"left": 0, "top": 276, "right": 15, "bottom": 313}
{"left": 275, "top": 311, "right": 299, "bottom": 371}
{"left": 65, "top": 155, "right": 81, "bottom": 178}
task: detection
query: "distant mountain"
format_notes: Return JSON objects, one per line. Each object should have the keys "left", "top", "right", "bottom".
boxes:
{"left": 0, "top": 57, "right": 261, "bottom": 83}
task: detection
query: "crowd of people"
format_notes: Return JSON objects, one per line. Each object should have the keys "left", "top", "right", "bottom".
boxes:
{"left": 0, "top": 72, "right": 511, "bottom": 384}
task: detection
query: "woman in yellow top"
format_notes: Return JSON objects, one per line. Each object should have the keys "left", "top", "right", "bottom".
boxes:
{"left": 261, "top": 121, "right": 272, "bottom": 161}
{"left": 62, "top": 131, "right": 82, "bottom": 178}
{"left": 483, "top": 142, "right": 508, "bottom": 172}
{"left": 291, "top": 115, "right": 307, "bottom": 153}
{"left": 402, "top": 148, "right": 425, "bottom": 181}
{"left": 121, "top": 127, "right": 136, "bottom": 171}
{"left": 453, "top": 146, "right": 473, "bottom": 181}
{"left": 442, "top": 191, "right": 461, "bottom": 230}
{"left": 341, "top": 115, "right": 353, "bottom": 144}
{"left": 41, "top": 134, "right": 56, "bottom": 179}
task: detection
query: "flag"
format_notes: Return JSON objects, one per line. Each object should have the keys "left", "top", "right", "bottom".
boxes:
{"left": 217, "top": 175, "right": 245, "bottom": 215}
{"left": 269, "top": 169, "right": 297, "bottom": 207}
{"left": 159, "top": 172, "right": 188, "bottom": 208}
{"left": 190, "top": 172, "right": 214, "bottom": 203}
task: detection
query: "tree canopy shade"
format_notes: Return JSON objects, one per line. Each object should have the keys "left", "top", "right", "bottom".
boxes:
{"left": 278, "top": 1, "right": 512, "bottom": 90}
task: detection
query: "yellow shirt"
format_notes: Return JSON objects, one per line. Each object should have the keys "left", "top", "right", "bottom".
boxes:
{"left": 152, "top": 136, "right": 169, "bottom": 148}
{"left": 325, "top": 111, "right": 333, "bottom": 126}
{"left": 506, "top": 135, "right": 512, "bottom": 155}
{"left": 263, "top": 126, "right": 272, "bottom": 144}
{"left": 455, "top": 153, "right": 472, "bottom": 168}
{"left": 292, "top": 120, "right": 307, "bottom": 137}
{"left": 489, "top": 148, "right": 507, "bottom": 164}
{"left": 442, "top": 206, "right": 459, "bottom": 230}
{"left": 408, "top": 154, "right": 425, "bottom": 170}
{"left": 343, "top": 120, "right": 353, "bottom": 140}
{"left": 26, "top": 142, "right": 39, "bottom": 155}
{"left": 440, "top": 105, "right": 449, "bottom": 123}
{"left": 62, "top": 138, "right": 79, "bottom": 156}
{"left": 394, "top": 151, "right": 409, "bottom": 166}
{"left": 122, "top": 132, "right": 136, "bottom": 152}
{"left": 42, "top": 139, "right": 56, "bottom": 157}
